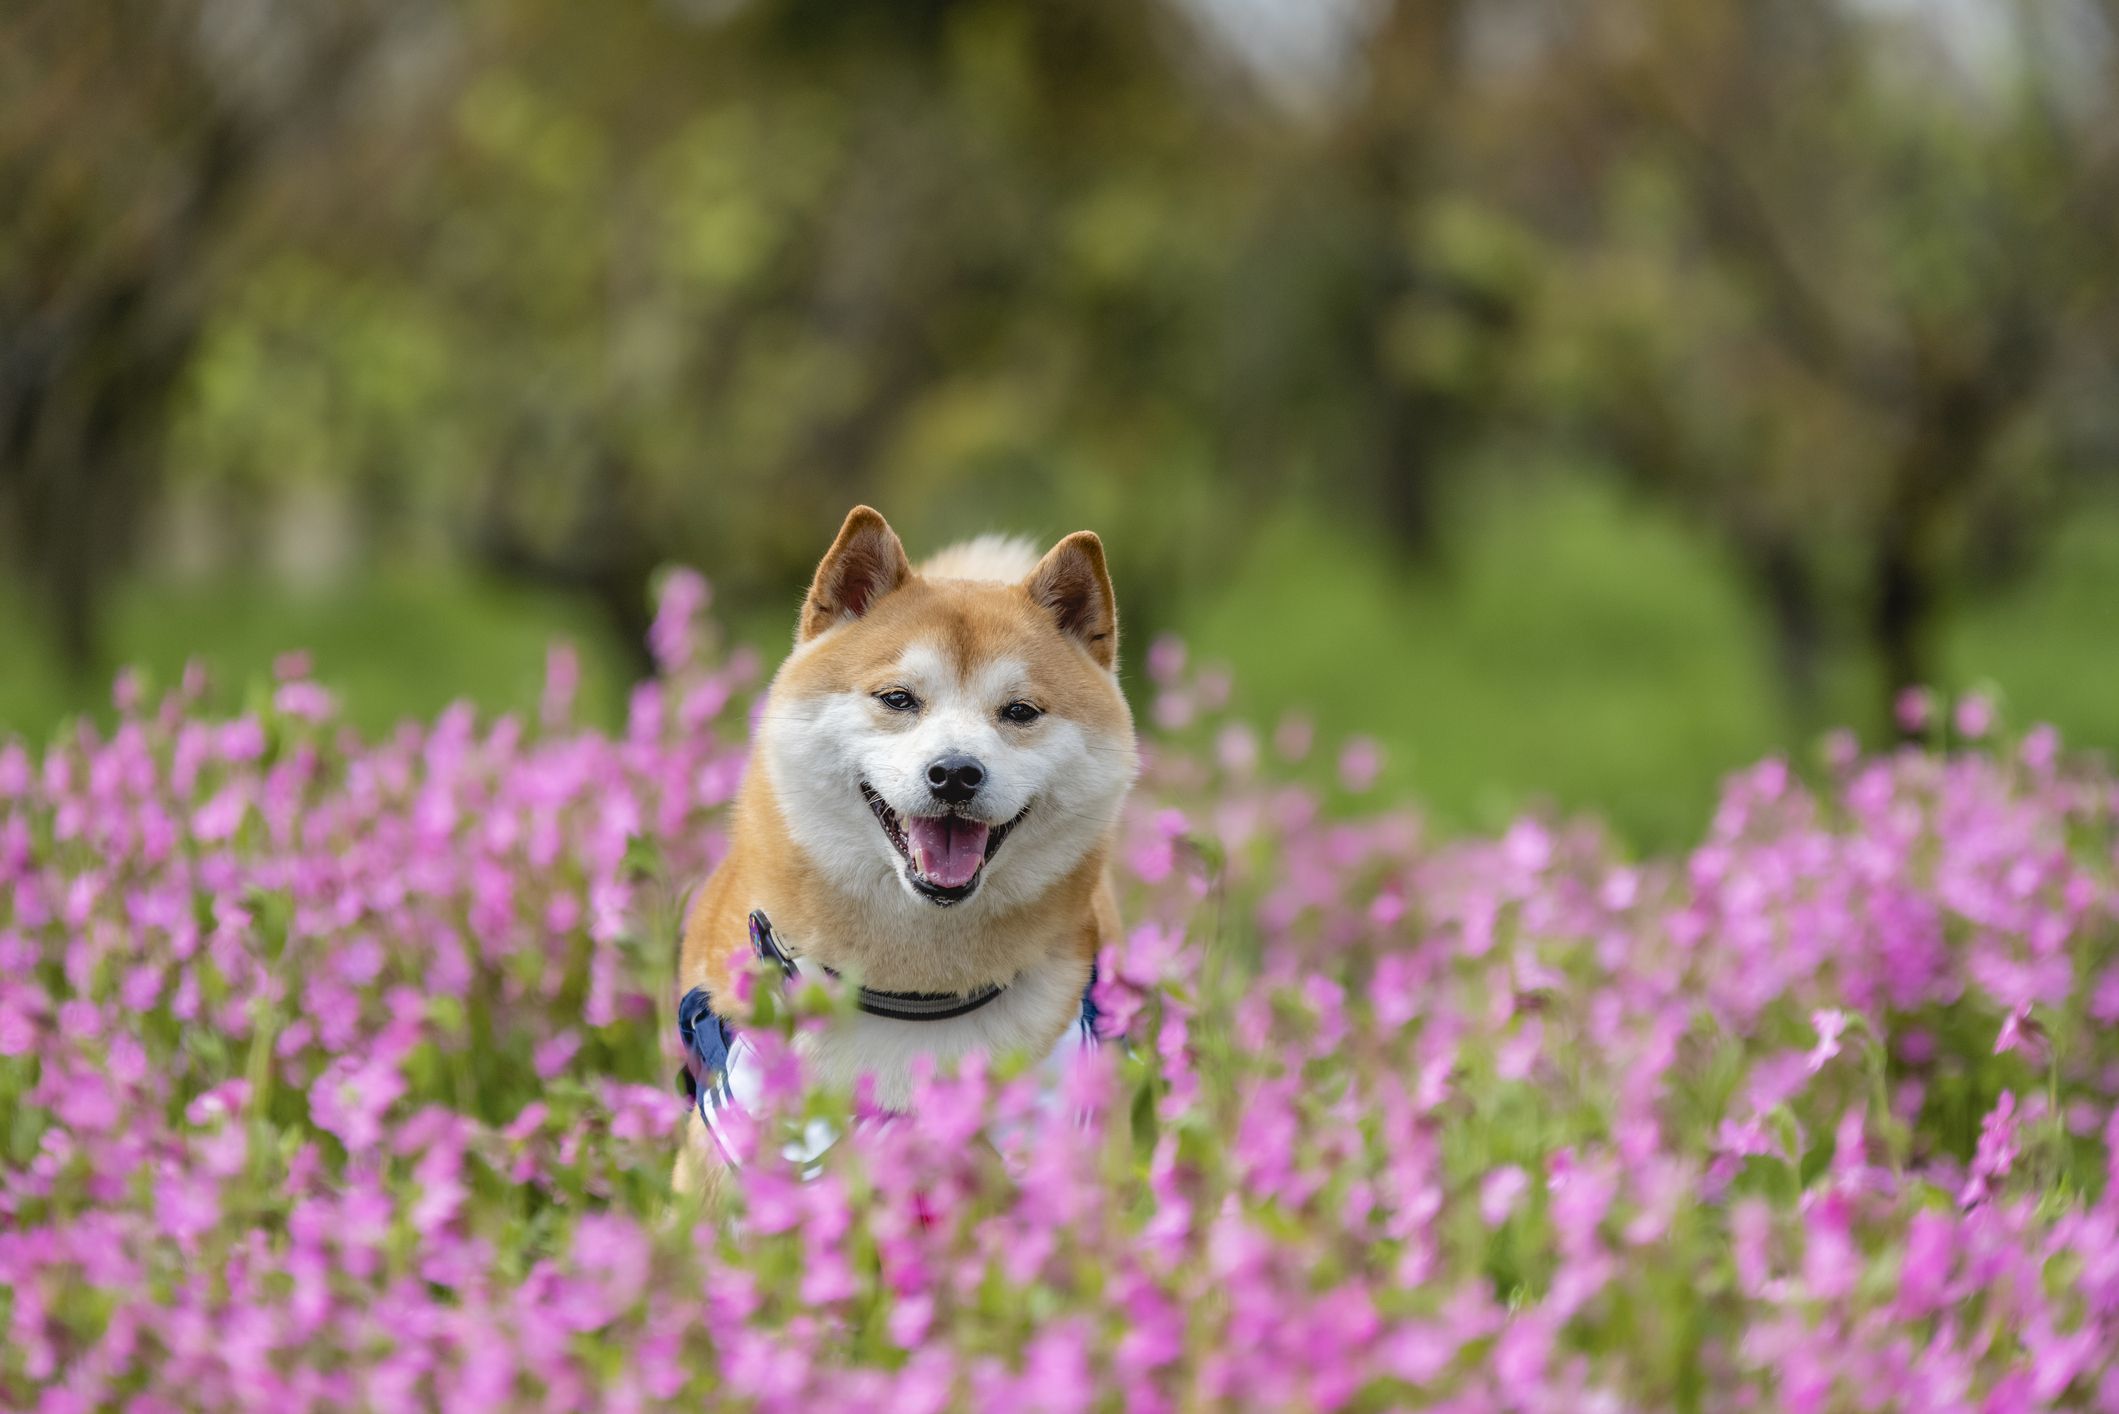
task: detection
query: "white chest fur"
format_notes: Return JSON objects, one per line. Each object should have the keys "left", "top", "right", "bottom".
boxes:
{"left": 797, "top": 947, "right": 1091, "bottom": 1109}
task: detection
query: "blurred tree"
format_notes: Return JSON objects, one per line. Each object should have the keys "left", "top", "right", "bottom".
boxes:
{"left": 8, "top": 0, "right": 2117, "bottom": 740}
{"left": 0, "top": 0, "right": 448, "bottom": 674}
{"left": 162, "top": 0, "right": 1261, "bottom": 664}
{"left": 1221, "top": 0, "right": 1531, "bottom": 560}
{"left": 1531, "top": 0, "right": 2119, "bottom": 722}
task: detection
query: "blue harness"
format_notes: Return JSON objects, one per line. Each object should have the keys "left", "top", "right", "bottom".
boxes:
{"left": 678, "top": 910, "right": 1101, "bottom": 1150}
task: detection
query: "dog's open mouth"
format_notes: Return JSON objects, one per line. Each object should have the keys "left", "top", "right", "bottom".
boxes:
{"left": 860, "top": 783, "right": 1025, "bottom": 905}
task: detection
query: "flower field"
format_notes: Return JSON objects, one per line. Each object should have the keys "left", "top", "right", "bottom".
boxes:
{"left": 5, "top": 575, "right": 2119, "bottom": 1412}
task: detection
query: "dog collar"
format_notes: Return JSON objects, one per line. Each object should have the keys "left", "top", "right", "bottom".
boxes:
{"left": 676, "top": 910, "right": 1104, "bottom": 1172}
{"left": 745, "top": 909, "right": 1009, "bottom": 1022}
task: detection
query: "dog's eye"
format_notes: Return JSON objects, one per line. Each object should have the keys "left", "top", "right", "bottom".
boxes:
{"left": 874, "top": 689, "right": 920, "bottom": 713}
{"left": 1000, "top": 701, "right": 1043, "bottom": 725}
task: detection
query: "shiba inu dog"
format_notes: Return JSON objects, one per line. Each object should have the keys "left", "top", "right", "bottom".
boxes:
{"left": 673, "top": 507, "right": 1136, "bottom": 1193}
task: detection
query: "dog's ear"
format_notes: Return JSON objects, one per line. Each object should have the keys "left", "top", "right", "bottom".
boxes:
{"left": 1024, "top": 532, "right": 1118, "bottom": 671}
{"left": 802, "top": 507, "right": 913, "bottom": 641}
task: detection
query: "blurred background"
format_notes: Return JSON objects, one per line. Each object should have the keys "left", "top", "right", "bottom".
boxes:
{"left": 4, "top": 0, "right": 2117, "bottom": 845}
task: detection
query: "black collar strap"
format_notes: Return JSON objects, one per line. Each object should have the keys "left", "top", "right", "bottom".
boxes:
{"left": 748, "top": 910, "right": 1007, "bottom": 1023}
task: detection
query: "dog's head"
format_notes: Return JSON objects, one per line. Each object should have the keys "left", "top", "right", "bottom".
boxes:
{"left": 759, "top": 507, "right": 1137, "bottom": 931}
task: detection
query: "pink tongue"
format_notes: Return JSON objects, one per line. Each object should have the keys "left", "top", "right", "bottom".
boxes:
{"left": 906, "top": 816, "right": 990, "bottom": 888}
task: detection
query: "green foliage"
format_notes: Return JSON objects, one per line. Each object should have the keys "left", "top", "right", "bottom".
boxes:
{"left": 6, "top": 0, "right": 2118, "bottom": 797}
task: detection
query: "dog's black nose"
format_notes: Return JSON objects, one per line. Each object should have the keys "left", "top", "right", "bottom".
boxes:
{"left": 925, "top": 753, "right": 985, "bottom": 804}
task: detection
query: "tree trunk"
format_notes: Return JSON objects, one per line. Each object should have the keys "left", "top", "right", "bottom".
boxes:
{"left": 471, "top": 451, "right": 662, "bottom": 680}
{"left": 1867, "top": 361, "right": 2023, "bottom": 737}
{"left": 0, "top": 297, "right": 181, "bottom": 682}
{"left": 1375, "top": 390, "right": 1443, "bottom": 559}
{"left": 1747, "top": 538, "right": 1828, "bottom": 726}
{"left": 1871, "top": 517, "right": 1935, "bottom": 736}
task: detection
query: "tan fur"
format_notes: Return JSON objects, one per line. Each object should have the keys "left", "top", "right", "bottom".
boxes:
{"left": 673, "top": 509, "right": 1134, "bottom": 1193}
{"left": 670, "top": 1116, "right": 729, "bottom": 1206}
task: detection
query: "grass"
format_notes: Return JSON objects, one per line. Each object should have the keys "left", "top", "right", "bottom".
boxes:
{"left": 2, "top": 478, "right": 2114, "bottom": 848}
{"left": 0, "top": 570, "right": 635, "bottom": 745}
{"left": 1178, "top": 481, "right": 1787, "bottom": 846}
{"left": 1949, "top": 508, "right": 2119, "bottom": 745}
{"left": 1184, "top": 480, "right": 2119, "bottom": 845}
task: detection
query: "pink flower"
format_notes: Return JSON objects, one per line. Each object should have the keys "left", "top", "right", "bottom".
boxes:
{"left": 190, "top": 785, "right": 249, "bottom": 842}
{"left": 1381, "top": 1320, "right": 1458, "bottom": 1385}
{"left": 1154, "top": 688, "right": 1201, "bottom": 735}
{"left": 2092, "top": 967, "right": 2119, "bottom": 1025}
{"left": 154, "top": 1167, "right": 220, "bottom": 1247}
{"left": 1730, "top": 1198, "right": 1774, "bottom": 1296}
{"left": 309, "top": 1054, "right": 408, "bottom": 1154}
{"left": 743, "top": 1166, "right": 806, "bottom": 1235}
{"left": 535, "top": 1031, "right": 582, "bottom": 1079}
{"left": 1895, "top": 686, "right": 1932, "bottom": 733}
{"left": 1960, "top": 1091, "right": 2021, "bottom": 1206}
{"left": 1953, "top": 693, "right": 1995, "bottom": 740}
{"left": 2020, "top": 723, "right": 2060, "bottom": 773}
{"left": 1338, "top": 737, "right": 1383, "bottom": 793}
{"left": 543, "top": 641, "right": 582, "bottom": 726}
{"left": 111, "top": 668, "right": 144, "bottom": 714}
{"left": 1807, "top": 1009, "right": 1849, "bottom": 1071}
{"left": 1019, "top": 1319, "right": 1094, "bottom": 1414}
{"left": 274, "top": 680, "right": 336, "bottom": 721}
{"left": 1146, "top": 635, "right": 1187, "bottom": 686}
{"left": 1800, "top": 1191, "right": 1859, "bottom": 1301}
{"left": 1896, "top": 1209, "right": 1956, "bottom": 1316}
{"left": 0, "top": 1001, "right": 37, "bottom": 1056}
{"left": 1824, "top": 728, "right": 1861, "bottom": 772}
{"left": 572, "top": 1214, "right": 652, "bottom": 1312}
{"left": 217, "top": 716, "right": 267, "bottom": 762}
{"left": 648, "top": 569, "right": 711, "bottom": 672}
{"left": 9, "top": 566, "right": 2119, "bottom": 1408}
{"left": 1479, "top": 1165, "right": 1528, "bottom": 1226}
{"left": 1993, "top": 1005, "right": 2042, "bottom": 1060}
